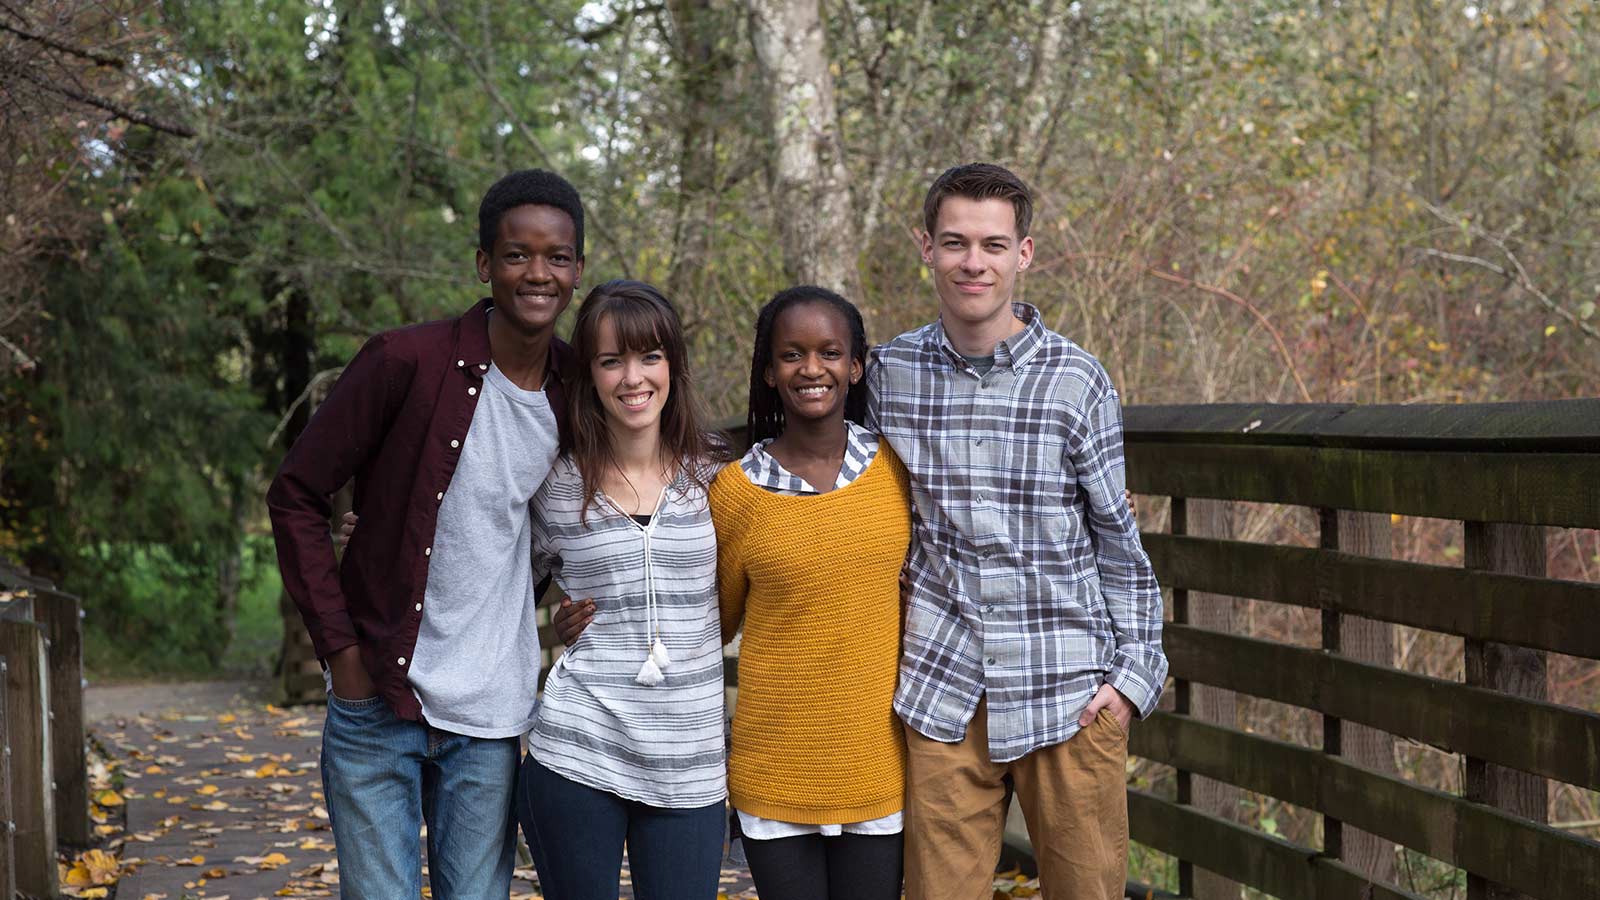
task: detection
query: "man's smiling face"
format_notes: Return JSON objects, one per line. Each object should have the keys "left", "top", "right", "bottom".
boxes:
{"left": 921, "top": 195, "right": 1034, "bottom": 331}
{"left": 476, "top": 203, "right": 582, "bottom": 336}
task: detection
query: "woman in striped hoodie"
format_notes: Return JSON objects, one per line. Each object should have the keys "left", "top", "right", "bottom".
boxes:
{"left": 517, "top": 279, "right": 729, "bottom": 900}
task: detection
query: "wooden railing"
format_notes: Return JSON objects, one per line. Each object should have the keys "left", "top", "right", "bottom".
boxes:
{"left": 0, "top": 566, "right": 89, "bottom": 900}
{"left": 1123, "top": 401, "right": 1600, "bottom": 900}
{"left": 285, "top": 401, "right": 1600, "bottom": 899}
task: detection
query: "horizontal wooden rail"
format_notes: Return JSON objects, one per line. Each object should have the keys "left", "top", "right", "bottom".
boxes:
{"left": 1126, "top": 443, "right": 1600, "bottom": 528}
{"left": 1123, "top": 400, "right": 1600, "bottom": 452}
{"left": 1130, "top": 713, "right": 1600, "bottom": 898}
{"left": 1144, "top": 534, "right": 1600, "bottom": 659}
{"left": 1129, "top": 790, "right": 1425, "bottom": 900}
{"left": 1164, "top": 624, "right": 1600, "bottom": 790}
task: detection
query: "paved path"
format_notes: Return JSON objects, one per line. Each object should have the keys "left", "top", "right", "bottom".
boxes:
{"left": 87, "top": 682, "right": 760, "bottom": 899}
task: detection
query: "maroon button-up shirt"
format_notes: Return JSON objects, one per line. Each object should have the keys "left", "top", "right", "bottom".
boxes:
{"left": 267, "top": 299, "right": 571, "bottom": 721}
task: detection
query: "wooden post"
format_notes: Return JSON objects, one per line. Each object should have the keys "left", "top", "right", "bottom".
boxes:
{"left": 1463, "top": 522, "right": 1547, "bottom": 900}
{"left": 1318, "top": 510, "right": 1397, "bottom": 883}
{"left": 1170, "top": 498, "right": 1194, "bottom": 899}
{"left": 0, "top": 654, "right": 15, "bottom": 900}
{"left": 1, "top": 616, "right": 57, "bottom": 898}
{"left": 1184, "top": 498, "right": 1242, "bottom": 900}
{"left": 37, "top": 591, "right": 88, "bottom": 847}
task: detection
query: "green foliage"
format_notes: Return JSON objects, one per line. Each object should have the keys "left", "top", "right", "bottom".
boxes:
{"left": 81, "top": 535, "right": 283, "bottom": 677}
{"left": 6, "top": 0, "right": 1599, "bottom": 681}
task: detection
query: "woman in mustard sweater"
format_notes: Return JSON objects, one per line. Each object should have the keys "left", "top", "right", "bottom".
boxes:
{"left": 709, "top": 285, "right": 911, "bottom": 898}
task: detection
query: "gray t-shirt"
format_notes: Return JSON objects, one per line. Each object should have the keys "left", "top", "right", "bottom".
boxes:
{"left": 407, "top": 361, "right": 560, "bottom": 738}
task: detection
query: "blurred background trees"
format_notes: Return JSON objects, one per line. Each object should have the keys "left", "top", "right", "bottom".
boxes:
{"left": 2, "top": 0, "right": 1597, "bottom": 885}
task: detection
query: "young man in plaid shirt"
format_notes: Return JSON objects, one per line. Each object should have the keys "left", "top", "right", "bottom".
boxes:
{"left": 866, "top": 163, "right": 1166, "bottom": 900}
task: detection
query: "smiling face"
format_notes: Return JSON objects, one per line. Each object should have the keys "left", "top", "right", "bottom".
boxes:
{"left": 765, "top": 301, "right": 862, "bottom": 426}
{"left": 590, "top": 314, "right": 670, "bottom": 437}
{"left": 476, "top": 204, "right": 582, "bottom": 337}
{"left": 921, "top": 195, "right": 1034, "bottom": 333}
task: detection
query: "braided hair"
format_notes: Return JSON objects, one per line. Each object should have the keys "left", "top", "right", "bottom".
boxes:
{"left": 746, "top": 286, "right": 870, "bottom": 445}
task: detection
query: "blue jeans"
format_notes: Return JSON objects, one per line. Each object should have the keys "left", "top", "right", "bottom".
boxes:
{"left": 320, "top": 694, "right": 518, "bottom": 900}
{"left": 516, "top": 755, "right": 725, "bottom": 900}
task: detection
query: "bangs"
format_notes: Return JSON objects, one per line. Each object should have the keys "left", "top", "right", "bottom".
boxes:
{"left": 591, "top": 295, "right": 672, "bottom": 355}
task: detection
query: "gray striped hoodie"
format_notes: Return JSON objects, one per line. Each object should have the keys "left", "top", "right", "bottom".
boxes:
{"left": 525, "top": 456, "right": 727, "bottom": 808}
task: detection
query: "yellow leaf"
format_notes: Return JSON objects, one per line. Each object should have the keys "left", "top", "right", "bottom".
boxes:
{"left": 81, "top": 890, "right": 110, "bottom": 899}
{"left": 1544, "top": 324, "right": 1558, "bottom": 337}
{"left": 196, "top": 784, "right": 220, "bottom": 795}
{"left": 94, "top": 789, "right": 125, "bottom": 807}
{"left": 216, "top": 713, "right": 237, "bottom": 724}
{"left": 67, "top": 849, "right": 121, "bottom": 885}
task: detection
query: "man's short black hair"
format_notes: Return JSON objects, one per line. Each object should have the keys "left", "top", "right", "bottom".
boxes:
{"left": 478, "top": 169, "right": 585, "bottom": 258}
{"left": 923, "top": 163, "right": 1034, "bottom": 239}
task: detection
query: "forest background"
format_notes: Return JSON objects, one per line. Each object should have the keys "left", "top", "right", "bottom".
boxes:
{"left": 2, "top": 1, "right": 1598, "bottom": 894}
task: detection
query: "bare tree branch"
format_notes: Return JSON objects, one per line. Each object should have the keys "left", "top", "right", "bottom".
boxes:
{"left": 0, "top": 20, "right": 125, "bottom": 68}
{"left": 12, "top": 65, "right": 194, "bottom": 137}
{"left": 1412, "top": 194, "right": 1600, "bottom": 342}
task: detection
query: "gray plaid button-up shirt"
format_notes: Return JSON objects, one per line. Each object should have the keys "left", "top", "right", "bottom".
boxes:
{"left": 866, "top": 302, "right": 1166, "bottom": 763}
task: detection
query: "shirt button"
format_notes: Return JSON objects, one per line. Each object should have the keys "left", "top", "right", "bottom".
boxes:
{"left": 974, "top": 438, "right": 984, "bottom": 447}
{"left": 436, "top": 492, "right": 444, "bottom": 501}
{"left": 450, "top": 439, "right": 460, "bottom": 448}
{"left": 468, "top": 387, "right": 478, "bottom": 396}
{"left": 479, "top": 363, "right": 488, "bottom": 371}
{"left": 986, "top": 657, "right": 997, "bottom": 665}
{"left": 975, "top": 493, "right": 986, "bottom": 503}
{"left": 456, "top": 360, "right": 465, "bottom": 367}
{"left": 984, "top": 604, "right": 995, "bottom": 613}
{"left": 397, "top": 657, "right": 407, "bottom": 666}
{"left": 415, "top": 603, "right": 423, "bottom": 612}
{"left": 424, "top": 547, "right": 431, "bottom": 556}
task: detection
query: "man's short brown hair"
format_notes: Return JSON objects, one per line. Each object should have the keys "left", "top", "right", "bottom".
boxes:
{"left": 922, "top": 163, "right": 1034, "bottom": 239}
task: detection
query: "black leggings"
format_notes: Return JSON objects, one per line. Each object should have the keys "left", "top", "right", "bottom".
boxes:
{"left": 741, "top": 831, "right": 904, "bottom": 900}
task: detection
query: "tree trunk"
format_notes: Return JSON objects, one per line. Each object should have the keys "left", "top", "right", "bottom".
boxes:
{"left": 745, "top": 0, "right": 861, "bottom": 298}
{"left": 664, "top": 0, "right": 727, "bottom": 300}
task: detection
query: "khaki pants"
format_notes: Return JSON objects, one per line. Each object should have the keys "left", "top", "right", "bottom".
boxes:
{"left": 903, "top": 695, "right": 1128, "bottom": 900}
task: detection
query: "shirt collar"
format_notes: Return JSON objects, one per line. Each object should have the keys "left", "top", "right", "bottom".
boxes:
{"left": 742, "top": 421, "right": 876, "bottom": 494}
{"left": 931, "top": 302, "right": 1045, "bottom": 372}
{"left": 461, "top": 298, "right": 570, "bottom": 387}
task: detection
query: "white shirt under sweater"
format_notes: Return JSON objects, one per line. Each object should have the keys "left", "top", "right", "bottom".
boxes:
{"left": 405, "top": 362, "right": 559, "bottom": 738}
{"left": 736, "top": 421, "right": 903, "bottom": 840}
{"left": 526, "top": 457, "right": 727, "bottom": 808}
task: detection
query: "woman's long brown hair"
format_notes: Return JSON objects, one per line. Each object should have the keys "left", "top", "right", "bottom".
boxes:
{"left": 563, "top": 280, "right": 720, "bottom": 523}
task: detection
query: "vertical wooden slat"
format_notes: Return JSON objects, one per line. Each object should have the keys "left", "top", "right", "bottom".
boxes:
{"left": 1, "top": 616, "right": 56, "bottom": 898}
{"left": 1463, "top": 522, "right": 1548, "bottom": 900}
{"left": 1169, "top": 498, "right": 1194, "bottom": 899}
{"left": 1184, "top": 498, "right": 1241, "bottom": 900}
{"left": 0, "top": 654, "right": 15, "bottom": 900}
{"left": 38, "top": 591, "right": 88, "bottom": 847}
{"left": 1318, "top": 509, "right": 1398, "bottom": 882}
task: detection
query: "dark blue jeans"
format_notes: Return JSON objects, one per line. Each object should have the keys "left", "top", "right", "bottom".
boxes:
{"left": 320, "top": 694, "right": 518, "bottom": 900}
{"left": 516, "top": 755, "right": 725, "bottom": 900}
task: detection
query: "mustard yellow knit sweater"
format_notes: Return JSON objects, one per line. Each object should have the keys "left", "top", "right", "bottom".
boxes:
{"left": 710, "top": 445, "right": 912, "bottom": 824}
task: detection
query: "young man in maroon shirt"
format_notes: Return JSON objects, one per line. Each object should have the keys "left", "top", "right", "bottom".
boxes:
{"left": 268, "top": 170, "right": 583, "bottom": 900}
